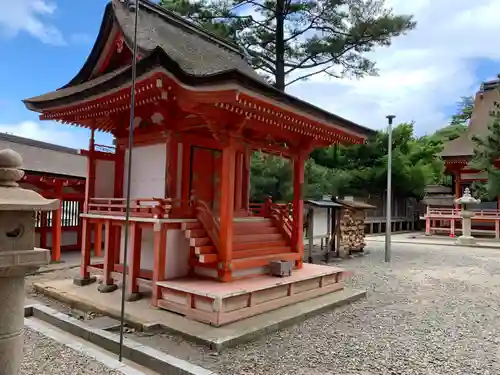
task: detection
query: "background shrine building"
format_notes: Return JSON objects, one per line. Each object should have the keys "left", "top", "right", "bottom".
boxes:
{"left": 24, "top": 0, "right": 375, "bottom": 324}
{"left": 424, "top": 79, "right": 500, "bottom": 237}
{"left": 0, "top": 132, "right": 85, "bottom": 260}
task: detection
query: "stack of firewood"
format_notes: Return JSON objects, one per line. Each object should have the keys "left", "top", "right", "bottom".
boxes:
{"left": 338, "top": 208, "right": 366, "bottom": 257}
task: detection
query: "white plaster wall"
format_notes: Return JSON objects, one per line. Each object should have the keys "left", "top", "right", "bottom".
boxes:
{"left": 119, "top": 225, "right": 190, "bottom": 279}
{"left": 124, "top": 144, "right": 166, "bottom": 199}
{"left": 35, "top": 231, "right": 78, "bottom": 248}
{"left": 95, "top": 159, "right": 115, "bottom": 197}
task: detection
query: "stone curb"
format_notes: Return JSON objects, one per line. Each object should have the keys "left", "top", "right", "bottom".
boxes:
{"left": 24, "top": 304, "right": 217, "bottom": 375}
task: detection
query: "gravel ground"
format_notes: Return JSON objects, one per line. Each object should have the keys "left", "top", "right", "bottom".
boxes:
{"left": 124, "top": 243, "right": 500, "bottom": 375}
{"left": 21, "top": 327, "right": 121, "bottom": 375}
{"left": 25, "top": 243, "right": 500, "bottom": 375}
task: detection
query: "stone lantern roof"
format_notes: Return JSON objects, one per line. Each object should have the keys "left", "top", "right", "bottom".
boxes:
{"left": 0, "top": 149, "right": 59, "bottom": 211}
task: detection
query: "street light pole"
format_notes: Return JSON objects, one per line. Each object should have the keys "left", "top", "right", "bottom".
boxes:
{"left": 385, "top": 115, "right": 395, "bottom": 263}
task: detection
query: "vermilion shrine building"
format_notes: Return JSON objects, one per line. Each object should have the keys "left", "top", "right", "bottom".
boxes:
{"left": 24, "top": 0, "right": 374, "bottom": 325}
{"left": 425, "top": 79, "right": 500, "bottom": 238}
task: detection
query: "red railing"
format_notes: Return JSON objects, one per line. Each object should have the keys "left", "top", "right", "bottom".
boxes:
{"left": 86, "top": 197, "right": 194, "bottom": 219}
{"left": 426, "top": 206, "right": 500, "bottom": 219}
{"left": 269, "top": 203, "right": 293, "bottom": 242}
{"left": 195, "top": 200, "right": 220, "bottom": 250}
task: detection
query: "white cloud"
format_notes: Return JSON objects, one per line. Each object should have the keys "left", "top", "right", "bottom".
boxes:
{"left": 0, "top": 0, "right": 65, "bottom": 45}
{"left": 288, "top": 0, "right": 500, "bottom": 135}
{"left": 0, "top": 121, "right": 86, "bottom": 148}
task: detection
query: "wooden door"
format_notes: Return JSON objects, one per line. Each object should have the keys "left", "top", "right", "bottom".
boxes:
{"left": 190, "top": 147, "right": 221, "bottom": 212}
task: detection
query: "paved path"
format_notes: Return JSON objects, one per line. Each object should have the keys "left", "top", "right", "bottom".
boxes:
{"left": 367, "top": 231, "right": 500, "bottom": 249}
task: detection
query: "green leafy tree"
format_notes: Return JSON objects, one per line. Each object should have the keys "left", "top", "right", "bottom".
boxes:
{"left": 160, "top": 0, "right": 416, "bottom": 90}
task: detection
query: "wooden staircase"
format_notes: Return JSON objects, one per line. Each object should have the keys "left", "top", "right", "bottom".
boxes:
{"left": 181, "top": 217, "right": 298, "bottom": 279}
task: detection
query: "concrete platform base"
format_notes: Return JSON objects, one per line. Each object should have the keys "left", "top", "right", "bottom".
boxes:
{"left": 157, "top": 263, "right": 349, "bottom": 326}
{"left": 33, "top": 279, "right": 365, "bottom": 351}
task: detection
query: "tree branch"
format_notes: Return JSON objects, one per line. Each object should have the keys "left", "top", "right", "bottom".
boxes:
{"left": 285, "top": 66, "right": 340, "bottom": 87}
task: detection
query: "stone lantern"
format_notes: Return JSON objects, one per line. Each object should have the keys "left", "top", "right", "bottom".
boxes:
{"left": 454, "top": 187, "right": 481, "bottom": 246}
{"left": 0, "top": 149, "right": 58, "bottom": 375}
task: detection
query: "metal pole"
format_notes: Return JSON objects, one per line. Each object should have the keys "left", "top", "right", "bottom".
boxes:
{"left": 119, "top": 0, "right": 140, "bottom": 362}
{"left": 385, "top": 115, "right": 395, "bottom": 263}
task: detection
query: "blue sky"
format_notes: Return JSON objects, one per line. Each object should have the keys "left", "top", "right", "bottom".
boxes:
{"left": 0, "top": 0, "right": 499, "bottom": 149}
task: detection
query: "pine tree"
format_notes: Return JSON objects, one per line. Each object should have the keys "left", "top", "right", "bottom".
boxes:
{"left": 159, "top": 0, "right": 416, "bottom": 91}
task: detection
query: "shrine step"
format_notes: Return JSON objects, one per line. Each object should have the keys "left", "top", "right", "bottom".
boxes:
{"left": 233, "top": 226, "right": 278, "bottom": 235}
{"left": 233, "top": 246, "right": 292, "bottom": 259}
{"left": 233, "top": 240, "right": 288, "bottom": 250}
{"left": 234, "top": 233, "right": 283, "bottom": 243}
{"left": 232, "top": 252, "right": 300, "bottom": 270}
{"left": 181, "top": 221, "right": 202, "bottom": 230}
{"left": 198, "top": 253, "right": 218, "bottom": 263}
{"left": 184, "top": 229, "right": 207, "bottom": 238}
{"left": 194, "top": 245, "right": 215, "bottom": 255}
{"left": 233, "top": 219, "right": 274, "bottom": 227}
{"left": 190, "top": 237, "right": 211, "bottom": 246}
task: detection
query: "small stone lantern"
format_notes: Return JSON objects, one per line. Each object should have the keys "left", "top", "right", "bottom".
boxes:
{"left": 0, "top": 149, "right": 58, "bottom": 375}
{"left": 455, "top": 187, "right": 480, "bottom": 246}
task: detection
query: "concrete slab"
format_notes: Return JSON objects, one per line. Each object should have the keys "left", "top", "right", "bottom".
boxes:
{"left": 85, "top": 316, "right": 122, "bottom": 330}
{"left": 33, "top": 279, "right": 365, "bottom": 351}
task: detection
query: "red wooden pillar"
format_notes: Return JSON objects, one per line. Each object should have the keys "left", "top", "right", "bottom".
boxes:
{"left": 234, "top": 151, "right": 243, "bottom": 213}
{"left": 74, "top": 218, "right": 94, "bottom": 285}
{"left": 98, "top": 220, "right": 118, "bottom": 293}
{"left": 76, "top": 201, "right": 83, "bottom": 250}
{"left": 94, "top": 222, "right": 102, "bottom": 257}
{"left": 218, "top": 136, "right": 236, "bottom": 282}
{"left": 291, "top": 152, "right": 306, "bottom": 269}
{"left": 85, "top": 129, "right": 96, "bottom": 209}
{"left": 152, "top": 223, "right": 167, "bottom": 306}
{"left": 126, "top": 222, "right": 142, "bottom": 301}
{"left": 40, "top": 212, "right": 47, "bottom": 249}
{"left": 241, "top": 145, "right": 251, "bottom": 212}
{"left": 51, "top": 181, "right": 63, "bottom": 262}
{"left": 114, "top": 143, "right": 125, "bottom": 198}
{"left": 181, "top": 140, "right": 191, "bottom": 206}
{"left": 166, "top": 134, "right": 179, "bottom": 199}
